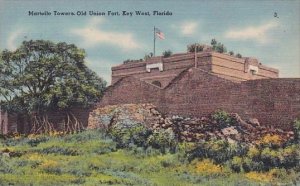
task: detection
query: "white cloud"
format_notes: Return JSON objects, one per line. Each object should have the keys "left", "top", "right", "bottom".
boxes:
{"left": 7, "top": 29, "right": 24, "bottom": 50}
{"left": 71, "top": 18, "right": 140, "bottom": 50}
{"left": 225, "top": 21, "right": 279, "bottom": 44}
{"left": 180, "top": 21, "right": 198, "bottom": 35}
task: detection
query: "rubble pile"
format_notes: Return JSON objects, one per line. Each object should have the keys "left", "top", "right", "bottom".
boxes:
{"left": 88, "top": 104, "right": 294, "bottom": 144}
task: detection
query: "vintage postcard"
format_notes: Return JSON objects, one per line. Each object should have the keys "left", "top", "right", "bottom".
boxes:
{"left": 0, "top": 0, "right": 300, "bottom": 185}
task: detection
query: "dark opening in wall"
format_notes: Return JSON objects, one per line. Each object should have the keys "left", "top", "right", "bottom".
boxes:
{"left": 250, "top": 69, "right": 257, "bottom": 75}
{"left": 152, "top": 80, "right": 162, "bottom": 87}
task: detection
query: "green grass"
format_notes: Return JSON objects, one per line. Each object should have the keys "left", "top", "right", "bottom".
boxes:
{"left": 0, "top": 130, "right": 299, "bottom": 186}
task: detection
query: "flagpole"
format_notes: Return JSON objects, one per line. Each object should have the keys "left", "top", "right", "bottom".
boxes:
{"left": 153, "top": 26, "right": 156, "bottom": 57}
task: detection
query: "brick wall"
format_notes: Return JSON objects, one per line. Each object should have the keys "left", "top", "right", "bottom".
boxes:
{"left": 99, "top": 76, "right": 162, "bottom": 107}
{"left": 241, "top": 79, "right": 300, "bottom": 129}
{"left": 161, "top": 68, "right": 243, "bottom": 116}
{"left": 99, "top": 67, "right": 300, "bottom": 130}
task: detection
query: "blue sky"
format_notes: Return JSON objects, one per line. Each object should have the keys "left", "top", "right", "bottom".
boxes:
{"left": 0, "top": 0, "right": 299, "bottom": 84}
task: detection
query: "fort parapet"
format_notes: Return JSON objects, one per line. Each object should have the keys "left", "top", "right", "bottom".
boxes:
{"left": 112, "top": 52, "right": 279, "bottom": 88}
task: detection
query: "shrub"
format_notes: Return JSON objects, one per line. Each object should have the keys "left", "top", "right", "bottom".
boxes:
{"left": 260, "top": 147, "right": 280, "bottom": 169}
{"left": 293, "top": 119, "right": 300, "bottom": 142}
{"left": 211, "top": 110, "right": 236, "bottom": 127}
{"left": 108, "top": 121, "right": 178, "bottom": 153}
{"left": 187, "top": 139, "right": 234, "bottom": 163}
{"left": 236, "top": 53, "right": 242, "bottom": 58}
{"left": 193, "top": 159, "right": 223, "bottom": 175}
{"left": 162, "top": 50, "right": 172, "bottom": 58}
{"left": 247, "top": 146, "right": 260, "bottom": 160}
{"left": 260, "top": 134, "right": 283, "bottom": 148}
{"left": 245, "top": 171, "right": 274, "bottom": 182}
{"left": 245, "top": 168, "right": 288, "bottom": 182}
{"left": 244, "top": 144, "right": 299, "bottom": 171}
{"left": 230, "top": 156, "right": 243, "bottom": 172}
{"left": 279, "top": 145, "right": 299, "bottom": 169}
{"left": 109, "top": 123, "right": 151, "bottom": 148}
{"left": 147, "top": 129, "right": 177, "bottom": 153}
{"left": 242, "top": 157, "right": 264, "bottom": 172}
{"left": 187, "top": 43, "right": 205, "bottom": 53}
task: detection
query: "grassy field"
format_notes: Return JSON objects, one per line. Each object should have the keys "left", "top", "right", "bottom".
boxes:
{"left": 0, "top": 130, "right": 299, "bottom": 186}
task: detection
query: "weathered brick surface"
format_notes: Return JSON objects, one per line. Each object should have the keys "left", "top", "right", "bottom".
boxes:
{"left": 99, "top": 67, "right": 300, "bottom": 130}
{"left": 99, "top": 76, "right": 163, "bottom": 107}
{"left": 112, "top": 52, "right": 279, "bottom": 86}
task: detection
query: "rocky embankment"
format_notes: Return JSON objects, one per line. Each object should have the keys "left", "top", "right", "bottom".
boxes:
{"left": 88, "top": 104, "right": 294, "bottom": 144}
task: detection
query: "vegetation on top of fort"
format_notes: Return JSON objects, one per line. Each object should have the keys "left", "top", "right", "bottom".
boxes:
{"left": 187, "top": 39, "right": 243, "bottom": 58}
{"left": 0, "top": 40, "right": 107, "bottom": 133}
{"left": 123, "top": 39, "right": 243, "bottom": 64}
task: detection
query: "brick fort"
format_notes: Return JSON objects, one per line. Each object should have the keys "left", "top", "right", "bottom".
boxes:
{"left": 99, "top": 50, "right": 300, "bottom": 130}
{"left": 1, "top": 50, "right": 300, "bottom": 133}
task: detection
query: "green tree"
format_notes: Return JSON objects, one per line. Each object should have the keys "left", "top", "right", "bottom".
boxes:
{"left": 0, "top": 40, "right": 106, "bottom": 133}
{"left": 211, "top": 39, "right": 217, "bottom": 46}
{"left": 187, "top": 43, "right": 205, "bottom": 53}
{"left": 215, "top": 43, "right": 227, "bottom": 53}
{"left": 210, "top": 39, "right": 227, "bottom": 53}
{"left": 162, "top": 50, "right": 172, "bottom": 58}
{"left": 236, "top": 53, "right": 242, "bottom": 58}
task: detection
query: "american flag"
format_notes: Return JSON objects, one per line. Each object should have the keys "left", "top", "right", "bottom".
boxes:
{"left": 155, "top": 28, "right": 165, "bottom": 40}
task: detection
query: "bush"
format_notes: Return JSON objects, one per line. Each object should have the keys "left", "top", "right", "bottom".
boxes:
{"left": 293, "top": 119, "right": 300, "bottom": 142}
{"left": 147, "top": 129, "right": 177, "bottom": 153}
{"left": 187, "top": 43, "right": 205, "bottom": 53}
{"left": 242, "top": 157, "right": 264, "bottom": 172}
{"left": 109, "top": 123, "right": 151, "bottom": 148}
{"left": 260, "top": 134, "right": 283, "bottom": 148}
{"left": 193, "top": 159, "right": 223, "bottom": 175}
{"left": 211, "top": 110, "right": 236, "bottom": 127}
{"left": 162, "top": 50, "right": 172, "bottom": 58}
{"left": 236, "top": 53, "right": 242, "bottom": 58}
{"left": 247, "top": 146, "right": 260, "bottom": 160}
{"left": 279, "top": 145, "right": 299, "bottom": 169}
{"left": 230, "top": 156, "right": 243, "bottom": 172}
{"left": 187, "top": 140, "right": 234, "bottom": 163}
{"left": 243, "top": 144, "right": 299, "bottom": 171}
